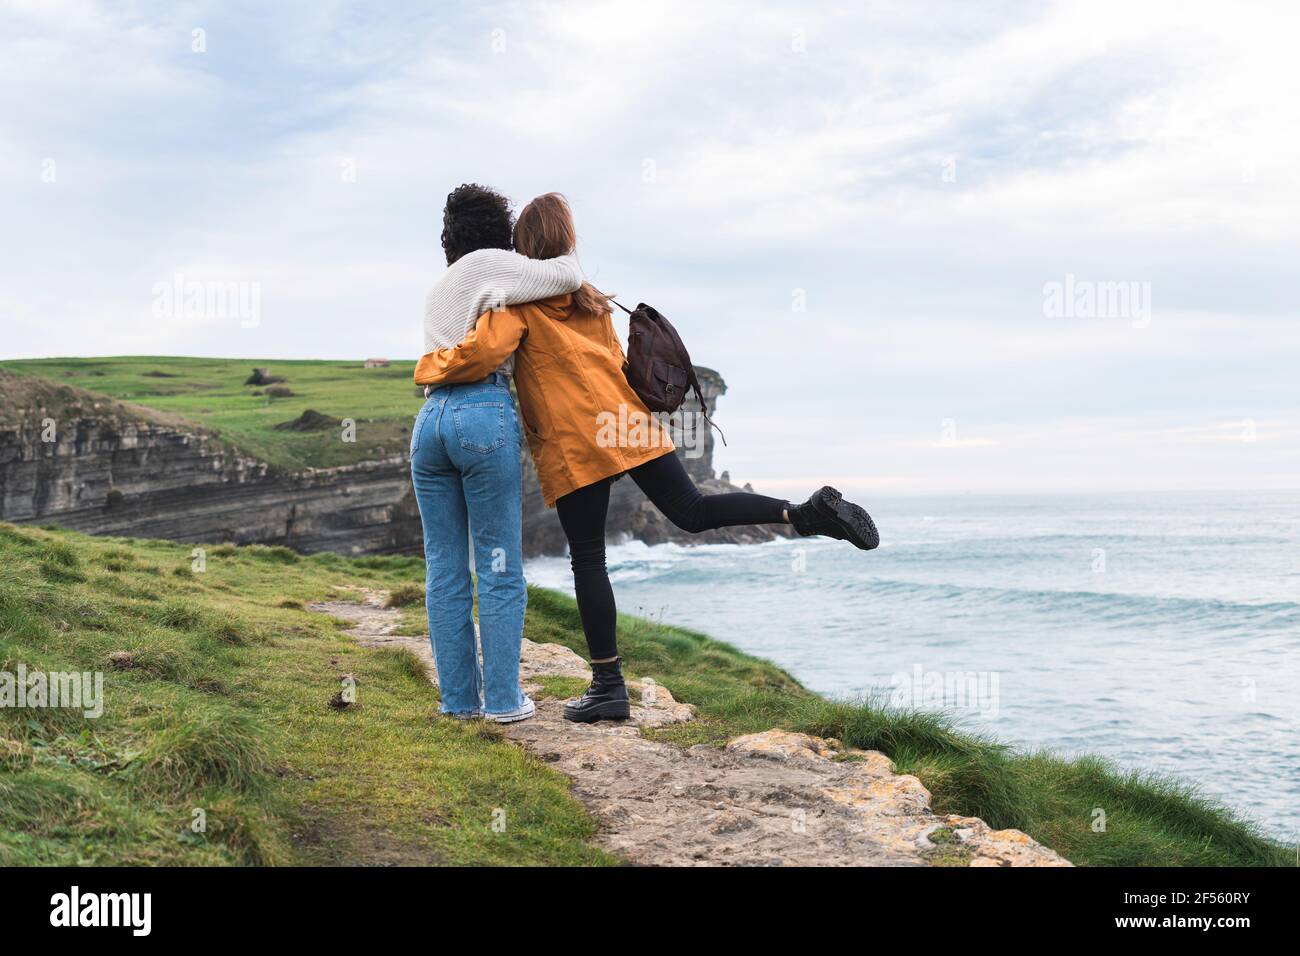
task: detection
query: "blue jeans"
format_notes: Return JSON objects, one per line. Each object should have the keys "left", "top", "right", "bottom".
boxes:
{"left": 410, "top": 372, "right": 527, "bottom": 715}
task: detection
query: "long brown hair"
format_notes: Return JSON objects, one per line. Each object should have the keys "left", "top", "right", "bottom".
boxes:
{"left": 513, "top": 193, "right": 612, "bottom": 316}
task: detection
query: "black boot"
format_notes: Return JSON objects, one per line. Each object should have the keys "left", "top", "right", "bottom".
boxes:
{"left": 788, "top": 486, "right": 880, "bottom": 551}
{"left": 563, "top": 657, "right": 631, "bottom": 723}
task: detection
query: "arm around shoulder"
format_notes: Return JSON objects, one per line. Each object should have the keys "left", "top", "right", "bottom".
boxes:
{"left": 506, "top": 252, "right": 583, "bottom": 303}
{"left": 413, "top": 308, "right": 527, "bottom": 385}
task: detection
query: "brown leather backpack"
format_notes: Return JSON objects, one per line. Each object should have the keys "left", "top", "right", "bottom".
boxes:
{"left": 613, "top": 300, "right": 725, "bottom": 444}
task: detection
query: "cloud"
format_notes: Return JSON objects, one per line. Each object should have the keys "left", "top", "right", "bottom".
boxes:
{"left": 0, "top": 0, "right": 1296, "bottom": 492}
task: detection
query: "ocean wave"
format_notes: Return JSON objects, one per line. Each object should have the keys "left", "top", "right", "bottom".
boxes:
{"left": 857, "top": 577, "right": 1300, "bottom": 630}
{"left": 525, "top": 535, "right": 1300, "bottom": 631}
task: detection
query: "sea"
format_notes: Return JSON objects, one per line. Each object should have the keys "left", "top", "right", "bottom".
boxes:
{"left": 526, "top": 491, "right": 1299, "bottom": 839}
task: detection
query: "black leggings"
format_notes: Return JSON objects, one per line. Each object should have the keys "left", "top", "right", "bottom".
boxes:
{"left": 555, "top": 453, "right": 788, "bottom": 660}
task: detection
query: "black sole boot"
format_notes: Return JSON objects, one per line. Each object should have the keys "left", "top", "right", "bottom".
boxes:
{"left": 563, "top": 657, "right": 631, "bottom": 723}
{"left": 788, "top": 486, "right": 880, "bottom": 550}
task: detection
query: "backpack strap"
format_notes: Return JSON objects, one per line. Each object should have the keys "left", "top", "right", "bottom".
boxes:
{"left": 686, "top": 366, "right": 727, "bottom": 447}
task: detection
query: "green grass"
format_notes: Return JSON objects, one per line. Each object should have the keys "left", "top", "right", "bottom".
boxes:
{"left": 2, "top": 522, "right": 1290, "bottom": 867}
{"left": 523, "top": 587, "right": 1294, "bottom": 867}
{"left": 0, "top": 523, "right": 610, "bottom": 866}
{"left": 384, "top": 582, "right": 426, "bottom": 608}
{"left": 0, "top": 357, "right": 422, "bottom": 470}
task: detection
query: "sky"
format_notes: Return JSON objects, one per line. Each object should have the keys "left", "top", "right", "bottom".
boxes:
{"left": 2, "top": 0, "right": 1298, "bottom": 497}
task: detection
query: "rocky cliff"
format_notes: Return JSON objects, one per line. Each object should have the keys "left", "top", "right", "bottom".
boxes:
{"left": 0, "top": 370, "right": 422, "bottom": 554}
{"left": 0, "top": 368, "right": 788, "bottom": 558}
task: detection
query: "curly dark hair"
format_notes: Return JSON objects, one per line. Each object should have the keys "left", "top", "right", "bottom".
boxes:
{"left": 441, "top": 183, "right": 514, "bottom": 265}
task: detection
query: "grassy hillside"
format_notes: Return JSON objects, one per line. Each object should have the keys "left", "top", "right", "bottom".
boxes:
{"left": 1, "top": 523, "right": 1289, "bottom": 866}
{"left": 0, "top": 357, "right": 420, "bottom": 471}
{"left": 0, "top": 523, "right": 608, "bottom": 866}
{"left": 0, "top": 367, "right": 198, "bottom": 433}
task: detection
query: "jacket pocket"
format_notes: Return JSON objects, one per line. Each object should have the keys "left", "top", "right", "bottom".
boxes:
{"left": 515, "top": 372, "right": 552, "bottom": 440}
{"left": 452, "top": 401, "right": 506, "bottom": 454}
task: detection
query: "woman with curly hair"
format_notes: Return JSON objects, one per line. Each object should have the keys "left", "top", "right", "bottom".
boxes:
{"left": 411, "top": 184, "right": 585, "bottom": 725}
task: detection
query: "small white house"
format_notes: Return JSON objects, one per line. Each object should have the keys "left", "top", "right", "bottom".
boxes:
{"left": 363, "top": 358, "right": 391, "bottom": 368}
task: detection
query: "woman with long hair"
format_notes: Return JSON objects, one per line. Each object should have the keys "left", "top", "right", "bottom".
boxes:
{"left": 414, "top": 193, "right": 878, "bottom": 722}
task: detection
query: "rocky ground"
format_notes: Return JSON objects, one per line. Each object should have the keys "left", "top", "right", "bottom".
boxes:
{"left": 310, "top": 589, "right": 1070, "bottom": 867}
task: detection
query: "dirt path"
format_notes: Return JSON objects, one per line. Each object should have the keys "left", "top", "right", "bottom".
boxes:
{"left": 310, "top": 589, "right": 1069, "bottom": 867}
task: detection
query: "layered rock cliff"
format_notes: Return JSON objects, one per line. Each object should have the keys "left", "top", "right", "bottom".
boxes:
{"left": 0, "top": 367, "right": 788, "bottom": 558}
{"left": 0, "top": 370, "right": 422, "bottom": 554}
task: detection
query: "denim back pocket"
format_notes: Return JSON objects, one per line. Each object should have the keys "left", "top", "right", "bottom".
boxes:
{"left": 410, "top": 400, "right": 435, "bottom": 456}
{"left": 452, "top": 401, "right": 506, "bottom": 454}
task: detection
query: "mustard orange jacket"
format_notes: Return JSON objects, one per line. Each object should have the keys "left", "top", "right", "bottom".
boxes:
{"left": 414, "top": 294, "right": 674, "bottom": 506}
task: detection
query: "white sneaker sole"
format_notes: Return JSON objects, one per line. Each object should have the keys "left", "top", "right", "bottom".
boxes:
{"left": 482, "top": 697, "right": 536, "bottom": 724}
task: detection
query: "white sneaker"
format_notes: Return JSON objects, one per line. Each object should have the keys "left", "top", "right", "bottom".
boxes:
{"left": 482, "top": 695, "right": 536, "bottom": 724}
{"left": 446, "top": 708, "right": 483, "bottom": 721}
